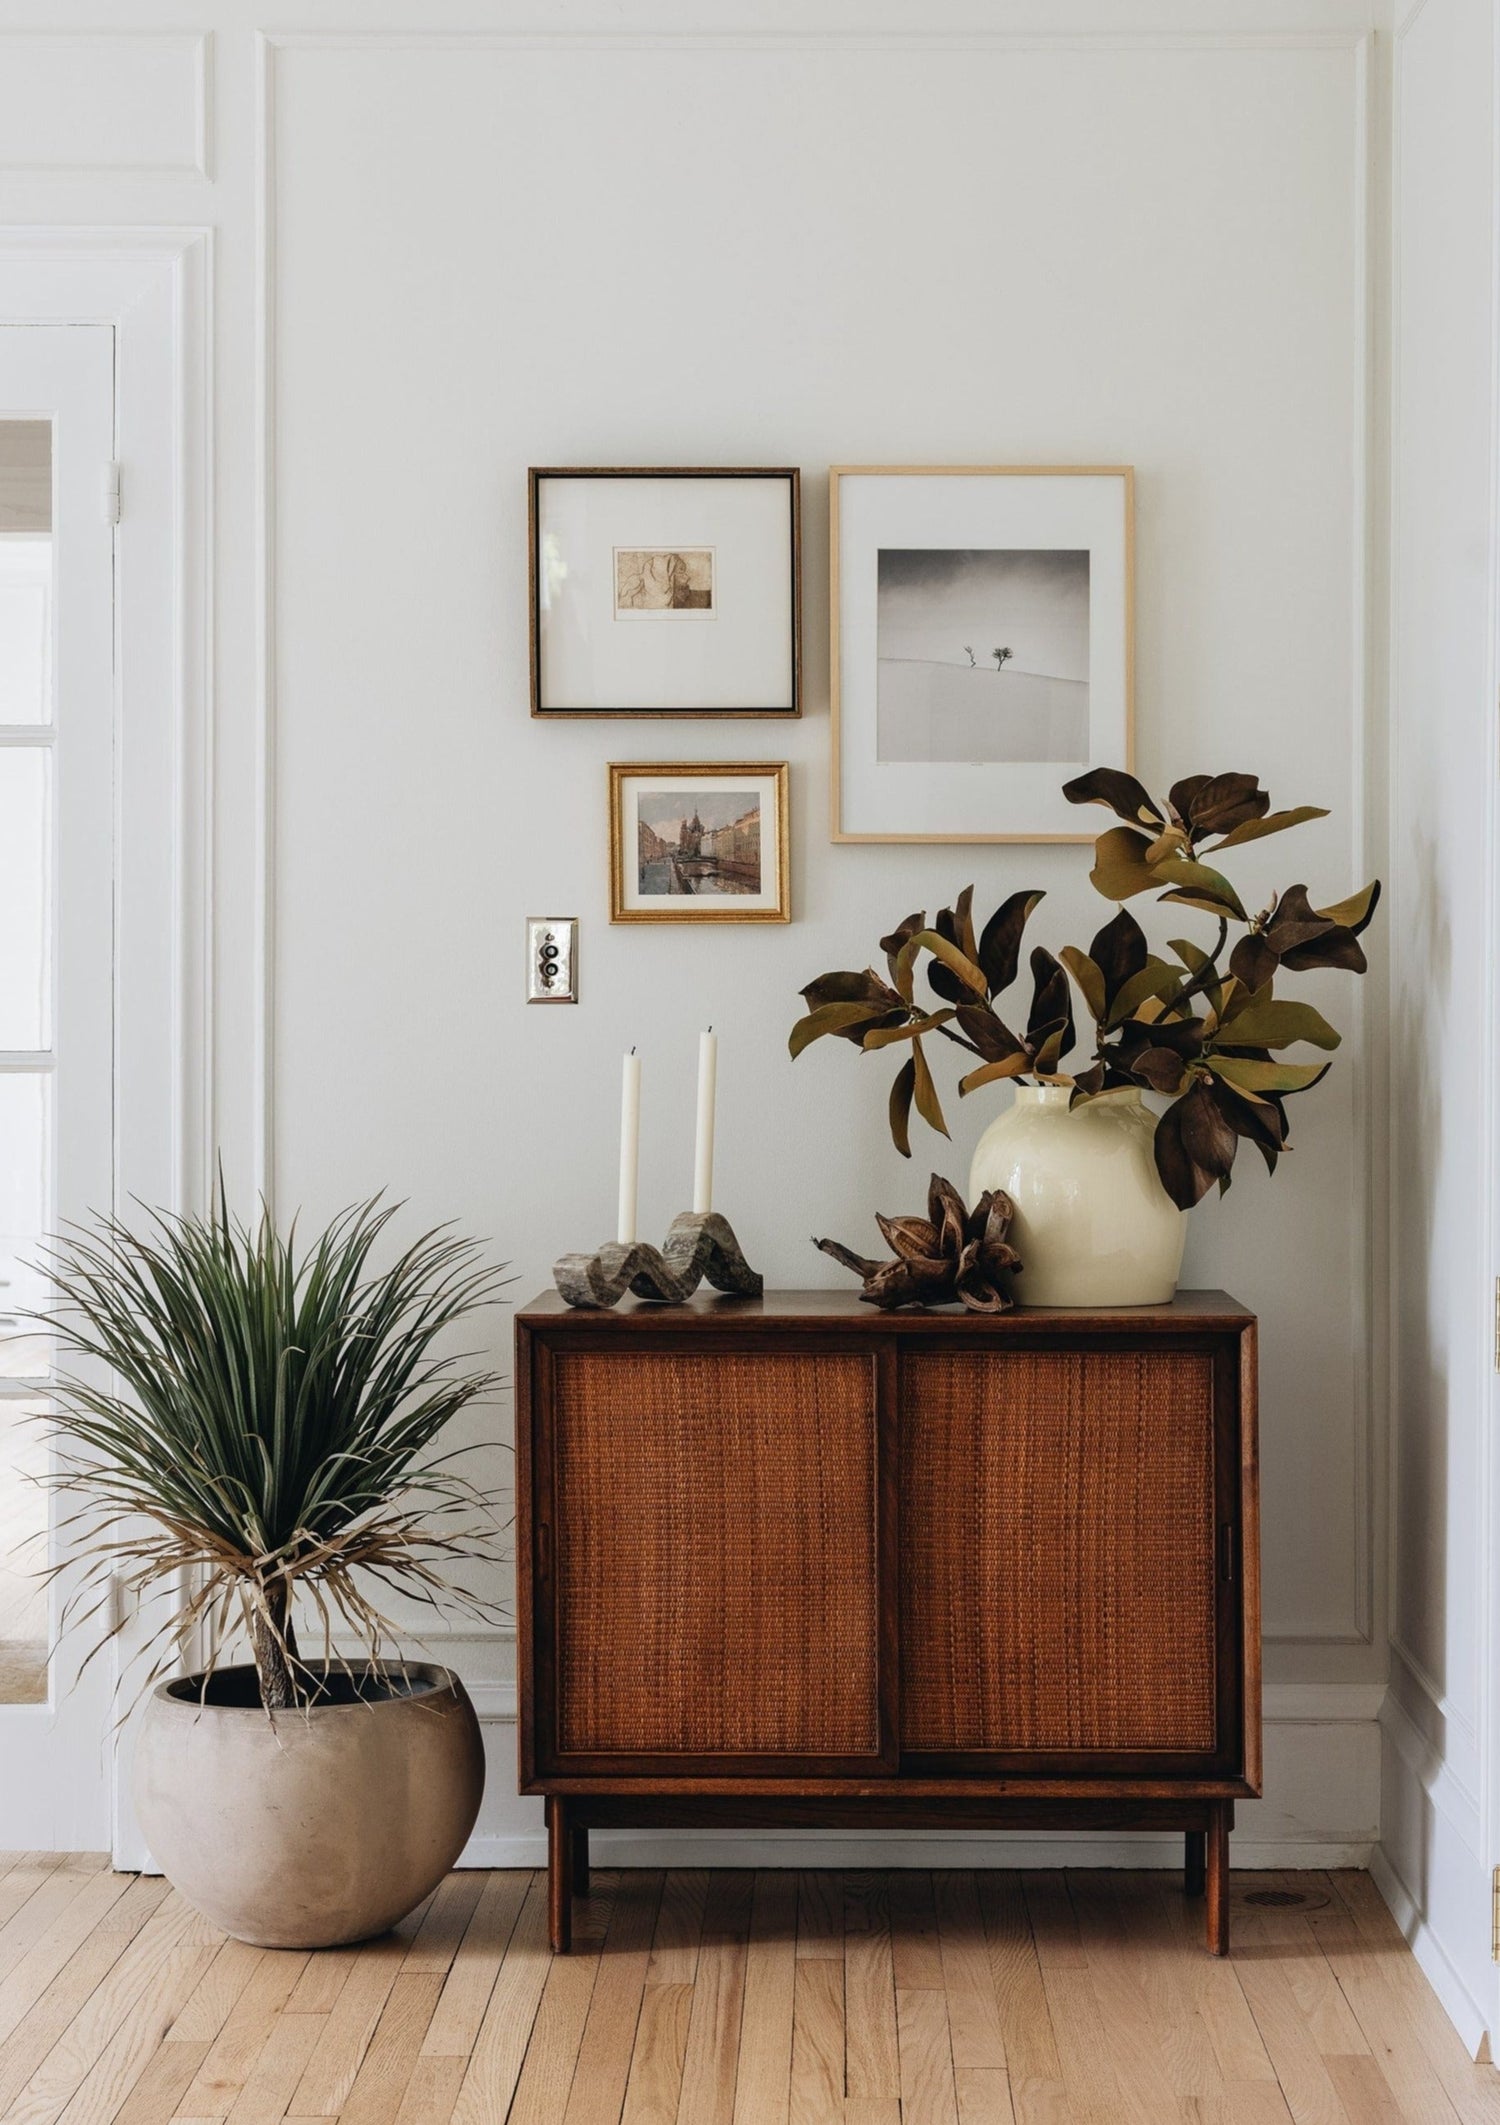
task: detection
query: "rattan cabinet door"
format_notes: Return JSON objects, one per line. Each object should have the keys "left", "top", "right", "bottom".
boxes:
{"left": 540, "top": 1347, "right": 890, "bottom": 1776}
{"left": 899, "top": 1344, "right": 1233, "bottom": 1775}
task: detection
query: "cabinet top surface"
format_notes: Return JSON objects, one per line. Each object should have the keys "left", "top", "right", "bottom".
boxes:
{"left": 517, "top": 1288, "right": 1255, "bottom": 1331}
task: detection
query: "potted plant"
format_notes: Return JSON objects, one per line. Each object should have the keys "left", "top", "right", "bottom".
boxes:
{"left": 791, "top": 768, "right": 1378, "bottom": 1305}
{"left": 40, "top": 1188, "right": 505, "bottom": 1948}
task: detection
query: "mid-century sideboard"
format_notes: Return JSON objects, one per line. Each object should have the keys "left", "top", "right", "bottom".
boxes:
{"left": 514, "top": 1289, "right": 1260, "bottom": 1955}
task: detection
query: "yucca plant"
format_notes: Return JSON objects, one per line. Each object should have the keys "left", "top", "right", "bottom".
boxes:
{"left": 38, "top": 1188, "right": 507, "bottom": 1713}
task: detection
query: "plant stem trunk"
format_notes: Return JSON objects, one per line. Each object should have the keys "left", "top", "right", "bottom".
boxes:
{"left": 251, "top": 1579, "right": 300, "bottom": 1711}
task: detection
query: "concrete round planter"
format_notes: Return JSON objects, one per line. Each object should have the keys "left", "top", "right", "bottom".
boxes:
{"left": 134, "top": 1662, "right": 484, "bottom": 1948}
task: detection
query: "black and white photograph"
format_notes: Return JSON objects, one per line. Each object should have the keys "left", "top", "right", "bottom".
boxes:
{"left": 830, "top": 467, "right": 1133, "bottom": 841}
{"left": 876, "top": 548, "right": 1090, "bottom": 763}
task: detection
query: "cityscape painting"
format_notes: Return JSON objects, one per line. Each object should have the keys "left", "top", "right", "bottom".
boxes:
{"left": 610, "top": 762, "right": 791, "bottom": 924}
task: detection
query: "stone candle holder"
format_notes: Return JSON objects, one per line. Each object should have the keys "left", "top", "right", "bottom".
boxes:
{"left": 552, "top": 1211, "right": 763, "bottom": 1311}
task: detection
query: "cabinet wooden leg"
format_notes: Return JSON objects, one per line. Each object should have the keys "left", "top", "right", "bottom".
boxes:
{"left": 1205, "top": 1802, "right": 1231, "bottom": 1955}
{"left": 547, "top": 1797, "right": 572, "bottom": 1955}
{"left": 571, "top": 1823, "right": 589, "bottom": 1898}
{"left": 1184, "top": 1830, "right": 1206, "bottom": 1898}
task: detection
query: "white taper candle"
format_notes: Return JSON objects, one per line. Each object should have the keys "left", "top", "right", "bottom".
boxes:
{"left": 617, "top": 1049, "right": 641, "bottom": 1245}
{"left": 693, "top": 1027, "right": 717, "bottom": 1214}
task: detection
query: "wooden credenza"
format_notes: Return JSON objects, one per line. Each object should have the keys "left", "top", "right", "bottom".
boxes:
{"left": 515, "top": 1289, "right": 1259, "bottom": 1954}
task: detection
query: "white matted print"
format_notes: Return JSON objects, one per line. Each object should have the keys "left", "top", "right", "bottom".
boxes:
{"left": 531, "top": 470, "right": 799, "bottom": 714}
{"left": 610, "top": 762, "right": 790, "bottom": 923}
{"left": 832, "top": 469, "right": 1133, "bottom": 841}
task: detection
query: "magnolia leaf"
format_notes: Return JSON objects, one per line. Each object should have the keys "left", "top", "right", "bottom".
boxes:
{"left": 911, "top": 1037, "right": 949, "bottom": 1137}
{"left": 1152, "top": 858, "right": 1247, "bottom": 920}
{"left": 789, "top": 1001, "right": 893, "bottom": 1058}
{"left": 1132, "top": 1046, "right": 1188, "bottom": 1093}
{"left": 1215, "top": 994, "right": 1340, "bottom": 1051}
{"left": 1106, "top": 957, "right": 1183, "bottom": 1028}
{"left": 1062, "top": 768, "right": 1164, "bottom": 828}
{"left": 1154, "top": 1077, "right": 1239, "bottom": 1208}
{"left": 1168, "top": 773, "right": 1211, "bottom": 822}
{"left": 1031, "top": 1019, "right": 1072, "bottom": 1074}
{"left": 955, "top": 1002, "right": 1026, "bottom": 1063}
{"left": 1208, "top": 805, "right": 1329, "bottom": 850}
{"left": 907, "top": 929, "right": 990, "bottom": 997}
{"left": 1059, "top": 946, "right": 1107, "bottom": 1024}
{"left": 1026, "top": 948, "right": 1075, "bottom": 1062}
{"left": 1090, "top": 907, "right": 1148, "bottom": 1005}
{"left": 1206, "top": 1055, "right": 1332, "bottom": 1095}
{"left": 1089, "top": 825, "right": 1162, "bottom": 901}
{"left": 888, "top": 1056, "right": 916, "bottom": 1157}
{"left": 861, "top": 1009, "right": 956, "bottom": 1050}
{"left": 881, "top": 911, "right": 924, "bottom": 1000}
{"left": 1180, "top": 771, "right": 1270, "bottom": 836}
{"left": 1143, "top": 824, "right": 1192, "bottom": 865}
{"left": 977, "top": 889, "right": 1045, "bottom": 995}
{"left": 947, "top": 884, "right": 978, "bottom": 964}
{"left": 1229, "top": 932, "right": 1278, "bottom": 993}
{"left": 959, "top": 1054, "right": 1031, "bottom": 1095}
{"left": 799, "top": 968, "right": 893, "bottom": 1009}
{"left": 1316, "top": 879, "right": 1381, "bottom": 933}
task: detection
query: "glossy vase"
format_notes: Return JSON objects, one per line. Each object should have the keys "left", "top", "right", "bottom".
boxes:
{"left": 968, "top": 1084, "right": 1187, "bottom": 1307}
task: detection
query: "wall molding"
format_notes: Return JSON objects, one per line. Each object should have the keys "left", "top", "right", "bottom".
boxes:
{"left": 0, "top": 33, "right": 211, "bottom": 178}
{"left": 264, "top": 28, "right": 1367, "bottom": 55}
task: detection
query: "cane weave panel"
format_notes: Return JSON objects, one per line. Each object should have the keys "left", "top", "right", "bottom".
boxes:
{"left": 552, "top": 1351, "right": 880, "bottom": 1757}
{"left": 900, "top": 1348, "right": 1217, "bottom": 1753}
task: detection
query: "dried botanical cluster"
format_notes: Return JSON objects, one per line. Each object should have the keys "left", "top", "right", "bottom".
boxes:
{"left": 815, "top": 1174, "right": 1021, "bottom": 1313}
{"left": 791, "top": 768, "right": 1379, "bottom": 1210}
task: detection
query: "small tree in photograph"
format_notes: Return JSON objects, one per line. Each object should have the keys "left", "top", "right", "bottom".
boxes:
{"left": 963, "top": 645, "right": 976, "bottom": 666}
{"left": 992, "top": 646, "right": 1014, "bottom": 672}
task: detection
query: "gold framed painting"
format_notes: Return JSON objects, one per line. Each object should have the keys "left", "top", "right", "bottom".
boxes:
{"left": 609, "top": 762, "right": 790, "bottom": 924}
{"left": 829, "top": 465, "right": 1135, "bottom": 843}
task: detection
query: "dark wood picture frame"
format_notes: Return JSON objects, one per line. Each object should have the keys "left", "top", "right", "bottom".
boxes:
{"left": 528, "top": 466, "right": 802, "bottom": 718}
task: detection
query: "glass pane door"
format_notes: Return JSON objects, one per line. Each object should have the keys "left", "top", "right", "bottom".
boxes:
{"left": 0, "top": 327, "right": 116, "bottom": 1847}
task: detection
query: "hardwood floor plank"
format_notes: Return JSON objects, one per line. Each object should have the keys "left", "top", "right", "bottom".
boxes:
{"left": 172, "top": 1952, "right": 312, "bottom": 2119}
{"left": 976, "top": 1875, "right": 1062, "bottom": 2090}
{"left": 731, "top": 1872, "right": 798, "bottom": 2125}
{"left": 789, "top": 1957, "right": 843, "bottom": 2125}
{"left": 890, "top": 1873, "right": 945, "bottom": 1991}
{"left": 167, "top": 1943, "right": 266, "bottom": 2047}
{"left": 219, "top": 2009, "right": 322, "bottom": 2125}
{"left": 1305, "top": 1896, "right": 1466, "bottom": 2125}
{"left": 1021, "top": 1876, "right": 1123, "bottom": 2125}
{"left": 896, "top": 1984, "right": 960, "bottom": 2125}
{"left": 935, "top": 1872, "right": 1006, "bottom": 2074}
{"left": 562, "top": 1870, "right": 665, "bottom": 2125}
{"left": 1098, "top": 1873, "right": 1223, "bottom": 2111}
{"left": 0, "top": 1862, "right": 113, "bottom": 1986}
{"left": 1231, "top": 1925, "right": 1356, "bottom": 2125}
{"left": 621, "top": 1982, "right": 694, "bottom": 2125}
{"left": 841, "top": 2102, "right": 901, "bottom": 2125}
{"left": 0, "top": 1867, "right": 138, "bottom": 2064}
{"left": 110, "top": 2033, "right": 208, "bottom": 2125}
{"left": 281, "top": 1956, "right": 353, "bottom": 2018}
{"left": 1322, "top": 2052, "right": 1411, "bottom": 2125}
{"left": 389, "top": 2054, "right": 467, "bottom": 2125}
{"left": 795, "top": 1877, "right": 842, "bottom": 1964}
{"left": 448, "top": 1873, "right": 552, "bottom": 2125}
{"left": 286, "top": 1922, "right": 419, "bottom": 2118}
{"left": 508, "top": 1875, "right": 618, "bottom": 2125}
{"left": 842, "top": 1875, "right": 899, "bottom": 2102}
{"left": 7, "top": 1893, "right": 222, "bottom": 2125}
{"left": 675, "top": 1870, "right": 754, "bottom": 2125}
{"left": 645, "top": 1872, "right": 709, "bottom": 1992}
{"left": 1007, "top": 2077, "right": 1071, "bottom": 2125}
{"left": 955, "top": 2066, "right": 1017, "bottom": 2125}
{"left": 419, "top": 1871, "right": 532, "bottom": 2062}
{"left": 401, "top": 1876, "right": 488, "bottom": 1979}
{"left": 1151, "top": 1873, "right": 1277, "bottom": 2086}
{"left": 334, "top": 1970, "right": 444, "bottom": 2125}
{"left": 1067, "top": 1871, "right": 1187, "bottom": 2125}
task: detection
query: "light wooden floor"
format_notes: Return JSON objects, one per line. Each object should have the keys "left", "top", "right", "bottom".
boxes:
{"left": 0, "top": 1858, "right": 1492, "bottom": 2125}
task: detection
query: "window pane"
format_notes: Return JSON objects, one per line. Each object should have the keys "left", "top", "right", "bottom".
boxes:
{"left": 0, "top": 539, "right": 52, "bottom": 725}
{"left": 0, "top": 1074, "right": 49, "bottom": 1380}
{"left": 0, "top": 749, "right": 51, "bottom": 1049}
{"left": 0, "top": 1399, "right": 47, "bottom": 1704}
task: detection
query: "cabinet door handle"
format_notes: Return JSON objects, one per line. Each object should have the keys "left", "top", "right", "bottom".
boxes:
{"left": 1219, "top": 1523, "right": 1236, "bottom": 1583}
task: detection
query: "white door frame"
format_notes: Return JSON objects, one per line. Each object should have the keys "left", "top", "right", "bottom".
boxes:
{"left": 0, "top": 231, "right": 209, "bottom": 1862}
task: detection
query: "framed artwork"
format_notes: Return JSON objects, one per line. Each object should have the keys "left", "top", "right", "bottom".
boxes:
{"left": 609, "top": 762, "right": 790, "bottom": 924}
{"left": 829, "top": 465, "right": 1134, "bottom": 843}
{"left": 530, "top": 468, "right": 801, "bottom": 717}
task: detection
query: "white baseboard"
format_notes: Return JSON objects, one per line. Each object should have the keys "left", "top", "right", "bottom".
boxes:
{"left": 1369, "top": 1845, "right": 1489, "bottom": 2060}
{"left": 460, "top": 1831, "right": 1373, "bottom": 1870}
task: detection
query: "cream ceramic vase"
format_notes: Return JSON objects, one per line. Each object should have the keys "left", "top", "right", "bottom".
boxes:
{"left": 968, "top": 1084, "right": 1187, "bottom": 1307}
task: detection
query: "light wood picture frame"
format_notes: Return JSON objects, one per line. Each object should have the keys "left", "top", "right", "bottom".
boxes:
{"left": 530, "top": 468, "right": 802, "bottom": 718}
{"left": 829, "top": 465, "right": 1135, "bottom": 843}
{"left": 609, "top": 761, "right": 791, "bottom": 924}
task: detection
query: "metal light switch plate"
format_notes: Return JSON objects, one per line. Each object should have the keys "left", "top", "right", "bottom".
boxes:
{"left": 527, "top": 917, "right": 578, "bottom": 1004}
